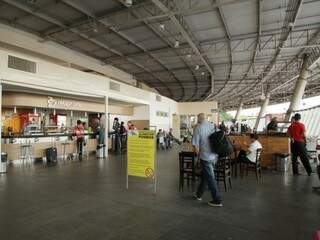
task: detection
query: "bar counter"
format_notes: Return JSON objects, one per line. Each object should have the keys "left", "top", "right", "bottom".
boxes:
{"left": 228, "top": 133, "right": 291, "bottom": 168}
{"left": 2, "top": 133, "right": 98, "bottom": 162}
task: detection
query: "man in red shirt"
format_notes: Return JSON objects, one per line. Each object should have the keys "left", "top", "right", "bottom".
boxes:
{"left": 287, "top": 113, "right": 312, "bottom": 176}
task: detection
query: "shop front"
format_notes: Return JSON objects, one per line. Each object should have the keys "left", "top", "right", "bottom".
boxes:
{"left": 1, "top": 91, "right": 106, "bottom": 162}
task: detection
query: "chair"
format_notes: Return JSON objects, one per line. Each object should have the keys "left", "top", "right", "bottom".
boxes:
{"left": 179, "top": 151, "right": 197, "bottom": 188}
{"left": 242, "top": 148, "right": 263, "bottom": 180}
{"left": 215, "top": 156, "right": 232, "bottom": 191}
{"left": 230, "top": 145, "right": 240, "bottom": 178}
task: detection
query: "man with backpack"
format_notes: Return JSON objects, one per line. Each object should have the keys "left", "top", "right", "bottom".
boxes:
{"left": 192, "top": 113, "right": 222, "bottom": 207}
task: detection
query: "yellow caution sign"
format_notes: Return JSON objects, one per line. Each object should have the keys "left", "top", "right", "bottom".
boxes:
{"left": 127, "top": 130, "right": 156, "bottom": 179}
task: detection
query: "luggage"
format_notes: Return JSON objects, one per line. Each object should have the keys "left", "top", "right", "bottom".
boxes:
{"left": 46, "top": 147, "right": 57, "bottom": 166}
{"left": 208, "top": 131, "right": 233, "bottom": 157}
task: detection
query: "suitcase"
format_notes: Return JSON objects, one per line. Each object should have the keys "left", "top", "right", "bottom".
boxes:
{"left": 46, "top": 147, "right": 57, "bottom": 166}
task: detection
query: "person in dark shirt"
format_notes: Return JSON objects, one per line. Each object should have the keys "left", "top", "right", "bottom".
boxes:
{"left": 287, "top": 113, "right": 312, "bottom": 176}
{"left": 112, "top": 117, "right": 120, "bottom": 133}
{"left": 267, "top": 117, "right": 278, "bottom": 131}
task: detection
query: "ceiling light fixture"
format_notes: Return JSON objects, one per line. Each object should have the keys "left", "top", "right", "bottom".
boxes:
{"left": 159, "top": 24, "right": 165, "bottom": 30}
{"left": 195, "top": 65, "right": 200, "bottom": 70}
{"left": 186, "top": 54, "right": 191, "bottom": 58}
{"left": 174, "top": 40, "right": 179, "bottom": 48}
{"left": 93, "top": 20, "right": 98, "bottom": 33}
{"left": 124, "top": 0, "right": 133, "bottom": 7}
{"left": 201, "top": 72, "right": 205, "bottom": 76}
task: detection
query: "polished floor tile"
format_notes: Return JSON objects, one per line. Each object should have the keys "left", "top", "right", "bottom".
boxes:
{"left": 0, "top": 148, "right": 319, "bottom": 240}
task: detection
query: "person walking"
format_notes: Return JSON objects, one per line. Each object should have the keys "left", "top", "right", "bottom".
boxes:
{"left": 192, "top": 113, "right": 222, "bottom": 207}
{"left": 287, "top": 113, "right": 312, "bottom": 176}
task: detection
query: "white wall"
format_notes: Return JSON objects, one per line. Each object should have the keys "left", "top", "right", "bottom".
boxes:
{"left": 131, "top": 106, "right": 150, "bottom": 120}
{"left": 149, "top": 94, "right": 178, "bottom": 131}
{"left": 0, "top": 23, "right": 136, "bottom": 86}
{"left": 0, "top": 48, "right": 181, "bottom": 134}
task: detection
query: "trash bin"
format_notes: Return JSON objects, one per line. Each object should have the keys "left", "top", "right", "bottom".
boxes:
{"left": 0, "top": 152, "right": 8, "bottom": 174}
{"left": 275, "top": 153, "right": 289, "bottom": 172}
{"left": 96, "top": 144, "right": 105, "bottom": 158}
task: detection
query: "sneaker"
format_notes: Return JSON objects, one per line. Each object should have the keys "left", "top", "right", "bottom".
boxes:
{"left": 192, "top": 195, "right": 202, "bottom": 201}
{"left": 208, "top": 200, "right": 223, "bottom": 207}
{"left": 308, "top": 172, "right": 316, "bottom": 176}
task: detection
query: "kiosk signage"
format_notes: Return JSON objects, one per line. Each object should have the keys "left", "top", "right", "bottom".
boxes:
{"left": 127, "top": 130, "right": 157, "bottom": 193}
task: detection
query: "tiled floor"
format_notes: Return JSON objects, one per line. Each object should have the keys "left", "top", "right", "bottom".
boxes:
{"left": 0, "top": 148, "right": 319, "bottom": 240}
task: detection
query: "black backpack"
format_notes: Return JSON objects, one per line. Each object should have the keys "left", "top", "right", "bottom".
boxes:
{"left": 208, "top": 131, "right": 233, "bottom": 157}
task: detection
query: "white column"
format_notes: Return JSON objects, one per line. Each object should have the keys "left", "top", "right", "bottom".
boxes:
{"left": 0, "top": 83, "right": 2, "bottom": 156}
{"left": 254, "top": 92, "right": 270, "bottom": 131}
{"left": 104, "top": 95, "right": 108, "bottom": 158}
{"left": 234, "top": 100, "right": 243, "bottom": 121}
{"left": 284, "top": 56, "right": 309, "bottom": 122}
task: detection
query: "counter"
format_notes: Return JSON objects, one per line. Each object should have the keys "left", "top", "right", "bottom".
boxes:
{"left": 2, "top": 133, "right": 98, "bottom": 162}
{"left": 229, "top": 133, "right": 291, "bottom": 168}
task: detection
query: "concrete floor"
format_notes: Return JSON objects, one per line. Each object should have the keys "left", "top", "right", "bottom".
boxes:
{"left": 0, "top": 148, "right": 319, "bottom": 240}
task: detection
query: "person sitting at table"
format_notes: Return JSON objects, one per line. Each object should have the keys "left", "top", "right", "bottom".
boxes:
{"left": 237, "top": 133, "right": 262, "bottom": 164}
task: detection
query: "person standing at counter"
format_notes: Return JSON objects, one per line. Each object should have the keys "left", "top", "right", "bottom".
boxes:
{"left": 74, "top": 120, "right": 85, "bottom": 159}
{"left": 267, "top": 117, "right": 278, "bottom": 132}
{"left": 287, "top": 113, "right": 312, "bottom": 176}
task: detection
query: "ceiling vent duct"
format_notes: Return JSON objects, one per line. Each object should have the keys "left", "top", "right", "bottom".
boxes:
{"left": 110, "top": 81, "right": 120, "bottom": 91}
{"left": 8, "top": 55, "right": 36, "bottom": 73}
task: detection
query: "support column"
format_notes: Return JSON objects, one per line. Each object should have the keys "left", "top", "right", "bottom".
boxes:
{"left": 0, "top": 83, "right": 2, "bottom": 156}
{"left": 234, "top": 100, "right": 243, "bottom": 121}
{"left": 104, "top": 95, "right": 108, "bottom": 158}
{"left": 254, "top": 92, "right": 270, "bottom": 131}
{"left": 284, "top": 56, "right": 309, "bottom": 122}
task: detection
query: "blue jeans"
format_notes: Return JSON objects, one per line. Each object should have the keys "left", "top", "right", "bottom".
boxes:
{"left": 196, "top": 160, "right": 221, "bottom": 202}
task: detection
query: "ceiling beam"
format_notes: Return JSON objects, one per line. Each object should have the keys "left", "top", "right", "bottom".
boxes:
{"left": 217, "top": 0, "right": 262, "bottom": 100}
{"left": 1, "top": 0, "right": 174, "bottom": 98}
{"left": 150, "top": 0, "right": 216, "bottom": 100}
{"left": 60, "top": 0, "right": 184, "bottom": 101}
{"left": 229, "top": 0, "right": 304, "bottom": 100}
{"left": 41, "top": 0, "right": 252, "bottom": 39}
{"left": 211, "top": 4, "right": 234, "bottom": 98}
{"left": 115, "top": 0, "right": 188, "bottom": 101}
{"left": 150, "top": 0, "right": 214, "bottom": 77}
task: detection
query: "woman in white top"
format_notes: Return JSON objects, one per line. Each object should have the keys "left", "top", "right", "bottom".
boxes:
{"left": 237, "top": 134, "right": 262, "bottom": 163}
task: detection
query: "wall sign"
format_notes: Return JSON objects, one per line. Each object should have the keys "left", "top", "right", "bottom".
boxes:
{"left": 47, "top": 96, "right": 81, "bottom": 109}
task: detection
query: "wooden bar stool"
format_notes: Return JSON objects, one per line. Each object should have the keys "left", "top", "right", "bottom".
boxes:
{"left": 215, "top": 156, "right": 232, "bottom": 191}
{"left": 179, "top": 151, "right": 197, "bottom": 188}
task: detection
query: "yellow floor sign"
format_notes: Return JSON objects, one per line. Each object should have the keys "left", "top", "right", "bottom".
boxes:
{"left": 127, "top": 130, "right": 156, "bottom": 179}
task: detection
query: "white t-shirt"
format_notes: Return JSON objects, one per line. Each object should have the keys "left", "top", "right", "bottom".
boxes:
{"left": 247, "top": 140, "right": 262, "bottom": 162}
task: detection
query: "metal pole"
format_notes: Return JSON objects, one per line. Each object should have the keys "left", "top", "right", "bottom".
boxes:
{"left": 284, "top": 56, "right": 309, "bottom": 122}
{"left": 234, "top": 100, "right": 243, "bottom": 121}
{"left": 154, "top": 131, "right": 157, "bottom": 195}
{"left": 0, "top": 83, "right": 2, "bottom": 157}
{"left": 254, "top": 92, "right": 270, "bottom": 131}
{"left": 104, "top": 95, "right": 108, "bottom": 158}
